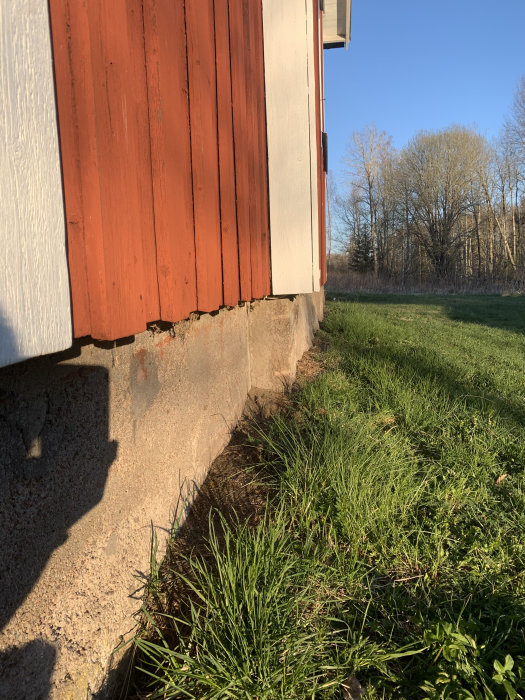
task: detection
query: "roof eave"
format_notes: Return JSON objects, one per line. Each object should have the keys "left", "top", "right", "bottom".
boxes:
{"left": 322, "top": 0, "right": 352, "bottom": 50}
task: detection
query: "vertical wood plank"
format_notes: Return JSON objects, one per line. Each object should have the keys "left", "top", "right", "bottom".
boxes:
{"left": 50, "top": 0, "right": 160, "bottom": 340}
{"left": 246, "top": 0, "right": 271, "bottom": 299}
{"left": 48, "top": 0, "right": 91, "bottom": 338}
{"left": 229, "top": 0, "right": 252, "bottom": 300}
{"left": 253, "top": 0, "right": 272, "bottom": 298}
{"left": 214, "top": 0, "right": 241, "bottom": 307}
{"left": 243, "top": 0, "right": 260, "bottom": 298}
{"left": 186, "top": 0, "right": 223, "bottom": 313}
{"left": 143, "top": 0, "right": 197, "bottom": 321}
{"left": 86, "top": 0, "right": 160, "bottom": 339}
{"left": 49, "top": 0, "right": 109, "bottom": 339}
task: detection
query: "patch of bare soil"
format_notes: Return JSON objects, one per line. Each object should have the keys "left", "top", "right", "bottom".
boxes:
{"left": 295, "top": 337, "right": 325, "bottom": 384}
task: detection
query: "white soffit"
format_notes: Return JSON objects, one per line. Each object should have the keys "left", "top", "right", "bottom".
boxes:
{"left": 323, "top": 0, "right": 351, "bottom": 49}
{"left": 0, "top": 0, "right": 72, "bottom": 367}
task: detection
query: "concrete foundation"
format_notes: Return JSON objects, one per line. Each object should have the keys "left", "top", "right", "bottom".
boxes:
{"left": 0, "top": 292, "right": 323, "bottom": 699}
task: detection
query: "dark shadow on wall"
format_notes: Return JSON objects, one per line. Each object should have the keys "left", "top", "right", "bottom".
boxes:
{"left": 0, "top": 312, "right": 117, "bottom": 693}
{"left": 0, "top": 640, "right": 56, "bottom": 700}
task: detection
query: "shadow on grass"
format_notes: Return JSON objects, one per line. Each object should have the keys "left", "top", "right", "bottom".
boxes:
{"left": 327, "top": 294, "right": 525, "bottom": 434}
{"left": 335, "top": 574, "right": 525, "bottom": 697}
{"left": 323, "top": 297, "right": 525, "bottom": 693}
{"left": 331, "top": 292, "right": 525, "bottom": 336}
{"left": 351, "top": 339, "right": 525, "bottom": 432}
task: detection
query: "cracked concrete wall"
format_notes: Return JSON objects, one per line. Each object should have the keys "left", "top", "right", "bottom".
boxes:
{"left": 0, "top": 292, "right": 323, "bottom": 699}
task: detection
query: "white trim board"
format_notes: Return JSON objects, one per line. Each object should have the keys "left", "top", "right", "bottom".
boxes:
{"left": 262, "top": 0, "right": 320, "bottom": 295}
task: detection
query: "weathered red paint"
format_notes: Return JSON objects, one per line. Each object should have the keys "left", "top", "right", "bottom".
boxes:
{"left": 214, "top": 0, "right": 241, "bottom": 307}
{"left": 50, "top": 0, "right": 272, "bottom": 341}
{"left": 86, "top": 0, "right": 160, "bottom": 339}
{"left": 49, "top": 0, "right": 107, "bottom": 338}
{"left": 252, "top": 0, "right": 271, "bottom": 297}
{"left": 229, "top": 0, "right": 252, "bottom": 301}
{"left": 143, "top": 0, "right": 197, "bottom": 322}
{"left": 135, "top": 348, "right": 148, "bottom": 379}
{"left": 186, "top": 0, "right": 223, "bottom": 313}
{"left": 47, "top": 0, "right": 91, "bottom": 338}
{"left": 49, "top": 0, "right": 160, "bottom": 341}
{"left": 243, "top": 0, "right": 259, "bottom": 298}
{"left": 246, "top": 0, "right": 271, "bottom": 299}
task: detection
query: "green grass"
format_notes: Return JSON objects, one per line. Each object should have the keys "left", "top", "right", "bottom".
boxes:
{"left": 130, "top": 294, "right": 525, "bottom": 699}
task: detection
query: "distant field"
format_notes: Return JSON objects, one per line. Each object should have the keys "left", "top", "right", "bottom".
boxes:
{"left": 131, "top": 295, "right": 525, "bottom": 699}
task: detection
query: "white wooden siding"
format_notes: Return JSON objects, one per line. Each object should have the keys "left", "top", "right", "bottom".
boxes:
{"left": 0, "top": 0, "right": 72, "bottom": 368}
{"left": 307, "top": 0, "right": 321, "bottom": 292}
{"left": 262, "top": 0, "right": 320, "bottom": 295}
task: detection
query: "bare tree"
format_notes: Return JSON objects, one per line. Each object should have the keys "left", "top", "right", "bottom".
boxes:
{"left": 333, "top": 102, "right": 525, "bottom": 290}
{"left": 504, "top": 75, "right": 525, "bottom": 170}
{"left": 343, "top": 125, "right": 393, "bottom": 277}
{"left": 398, "top": 127, "right": 487, "bottom": 279}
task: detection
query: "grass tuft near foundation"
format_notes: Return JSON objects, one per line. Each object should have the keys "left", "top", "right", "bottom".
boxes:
{"left": 128, "top": 294, "right": 525, "bottom": 699}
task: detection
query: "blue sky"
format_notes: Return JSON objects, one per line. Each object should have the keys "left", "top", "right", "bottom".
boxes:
{"left": 323, "top": 0, "right": 525, "bottom": 182}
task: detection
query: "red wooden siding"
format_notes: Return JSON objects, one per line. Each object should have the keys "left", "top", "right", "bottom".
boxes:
{"left": 215, "top": 0, "right": 241, "bottom": 307}
{"left": 49, "top": 0, "right": 270, "bottom": 341}
{"left": 250, "top": 0, "right": 272, "bottom": 299}
{"left": 229, "top": 0, "right": 252, "bottom": 301}
{"left": 243, "top": 0, "right": 262, "bottom": 299}
{"left": 48, "top": 0, "right": 160, "bottom": 340}
{"left": 143, "top": 0, "right": 197, "bottom": 322}
{"left": 186, "top": 0, "right": 223, "bottom": 313}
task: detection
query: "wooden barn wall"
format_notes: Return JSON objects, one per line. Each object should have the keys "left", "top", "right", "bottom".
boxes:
{"left": 48, "top": 0, "right": 270, "bottom": 341}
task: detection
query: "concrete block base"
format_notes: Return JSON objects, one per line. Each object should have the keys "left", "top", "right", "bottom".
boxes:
{"left": 0, "top": 291, "right": 323, "bottom": 699}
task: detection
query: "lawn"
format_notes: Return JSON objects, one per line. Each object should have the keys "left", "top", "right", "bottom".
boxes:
{"left": 129, "top": 294, "right": 525, "bottom": 699}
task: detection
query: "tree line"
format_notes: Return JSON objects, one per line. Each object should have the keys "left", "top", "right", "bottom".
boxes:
{"left": 333, "top": 76, "right": 525, "bottom": 289}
